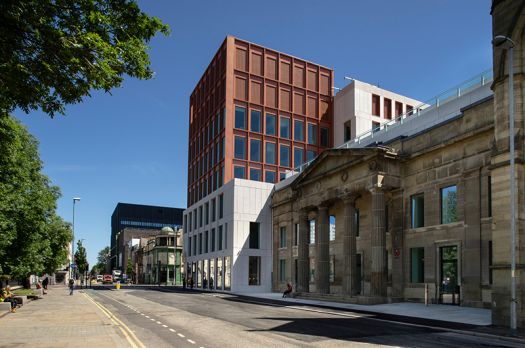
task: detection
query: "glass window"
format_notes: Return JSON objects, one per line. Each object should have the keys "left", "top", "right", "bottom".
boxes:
{"left": 250, "top": 139, "right": 261, "bottom": 162}
{"left": 249, "top": 222, "right": 260, "bottom": 249}
{"left": 279, "top": 259, "right": 286, "bottom": 282}
{"left": 344, "top": 120, "right": 351, "bottom": 142}
{"left": 280, "top": 117, "right": 290, "bottom": 138}
{"left": 320, "top": 127, "right": 329, "bottom": 147}
{"left": 411, "top": 193, "right": 424, "bottom": 228}
{"left": 205, "top": 230, "right": 209, "bottom": 253}
{"left": 199, "top": 206, "right": 203, "bottom": 227}
{"left": 234, "top": 136, "right": 245, "bottom": 160}
{"left": 307, "top": 150, "right": 316, "bottom": 162}
{"left": 279, "top": 226, "right": 287, "bottom": 248}
{"left": 205, "top": 202, "right": 209, "bottom": 225}
{"left": 280, "top": 172, "right": 286, "bottom": 181}
{"left": 441, "top": 185, "right": 458, "bottom": 224}
{"left": 193, "top": 235, "right": 197, "bottom": 256}
{"left": 280, "top": 145, "right": 290, "bottom": 167}
{"left": 211, "top": 228, "right": 216, "bottom": 252}
{"left": 293, "top": 223, "right": 299, "bottom": 246}
{"left": 199, "top": 233, "right": 202, "bottom": 254}
{"left": 234, "top": 166, "right": 245, "bottom": 179}
{"left": 355, "top": 209, "right": 360, "bottom": 237}
{"left": 294, "top": 147, "right": 304, "bottom": 168}
{"left": 329, "top": 215, "right": 336, "bottom": 241}
{"left": 235, "top": 106, "right": 246, "bottom": 129}
{"left": 250, "top": 168, "right": 261, "bottom": 181}
{"left": 266, "top": 113, "right": 276, "bottom": 135}
{"left": 219, "top": 194, "right": 224, "bottom": 219}
{"left": 211, "top": 198, "right": 216, "bottom": 222}
{"left": 265, "top": 142, "right": 276, "bottom": 164}
{"left": 218, "top": 225, "right": 223, "bottom": 251}
{"left": 294, "top": 119, "right": 304, "bottom": 141}
{"left": 248, "top": 256, "right": 261, "bottom": 285}
{"left": 265, "top": 170, "right": 276, "bottom": 183}
{"left": 250, "top": 110, "right": 261, "bottom": 133}
{"left": 188, "top": 236, "right": 192, "bottom": 256}
{"left": 307, "top": 123, "right": 317, "bottom": 145}
{"left": 309, "top": 219, "right": 315, "bottom": 244}
{"left": 410, "top": 247, "right": 425, "bottom": 283}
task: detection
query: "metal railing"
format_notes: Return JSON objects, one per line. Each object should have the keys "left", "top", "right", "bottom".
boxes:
{"left": 286, "top": 69, "right": 493, "bottom": 178}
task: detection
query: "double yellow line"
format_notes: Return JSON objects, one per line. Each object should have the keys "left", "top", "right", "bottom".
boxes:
{"left": 83, "top": 292, "right": 146, "bottom": 348}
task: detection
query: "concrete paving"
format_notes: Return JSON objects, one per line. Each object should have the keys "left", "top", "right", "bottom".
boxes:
{"left": 233, "top": 291, "right": 491, "bottom": 326}
{"left": 0, "top": 285, "right": 130, "bottom": 348}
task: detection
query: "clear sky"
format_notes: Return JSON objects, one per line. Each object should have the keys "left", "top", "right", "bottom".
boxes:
{"left": 13, "top": 0, "right": 492, "bottom": 267}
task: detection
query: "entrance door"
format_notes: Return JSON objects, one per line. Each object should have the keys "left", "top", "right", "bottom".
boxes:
{"left": 439, "top": 245, "right": 459, "bottom": 305}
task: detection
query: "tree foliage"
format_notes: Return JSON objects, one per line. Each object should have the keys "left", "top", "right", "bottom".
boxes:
{"left": 74, "top": 239, "right": 88, "bottom": 275}
{"left": 0, "top": 114, "right": 72, "bottom": 280}
{"left": 91, "top": 246, "right": 110, "bottom": 274}
{"left": 0, "top": 0, "right": 170, "bottom": 117}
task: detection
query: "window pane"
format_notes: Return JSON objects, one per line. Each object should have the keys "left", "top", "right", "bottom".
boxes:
{"left": 250, "top": 168, "right": 261, "bottom": 181}
{"left": 294, "top": 147, "right": 304, "bottom": 168}
{"left": 280, "top": 117, "right": 290, "bottom": 138}
{"left": 250, "top": 139, "right": 261, "bottom": 162}
{"left": 279, "top": 226, "right": 287, "bottom": 248}
{"left": 235, "top": 106, "right": 246, "bottom": 129}
{"left": 320, "top": 127, "right": 329, "bottom": 147}
{"left": 266, "top": 113, "right": 276, "bottom": 135}
{"left": 265, "top": 142, "right": 276, "bottom": 164}
{"left": 410, "top": 247, "right": 425, "bottom": 283}
{"left": 218, "top": 225, "right": 223, "bottom": 251}
{"left": 234, "top": 136, "right": 245, "bottom": 159}
{"left": 329, "top": 215, "right": 336, "bottom": 241}
{"left": 294, "top": 119, "right": 304, "bottom": 141}
{"left": 249, "top": 222, "right": 260, "bottom": 249}
{"left": 280, "top": 145, "right": 290, "bottom": 167}
{"left": 250, "top": 110, "right": 261, "bottom": 132}
{"left": 248, "top": 256, "right": 260, "bottom": 285}
{"left": 309, "top": 220, "right": 315, "bottom": 244}
{"left": 219, "top": 194, "right": 223, "bottom": 218}
{"left": 265, "top": 170, "right": 276, "bottom": 183}
{"left": 211, "top": 228, "right": 215, "bottom": 251}
{"left": 279, "top": 259, "right": 286, "bottom": 282}
{"left": 307, "top": 150, "right": 316, "bottom": 162}
{"left": 234, "top": 166, "right": 245, "bottom": 179}
{"left": 441, "top": 185, "right": 458, "bottom": 224}
{"left": 411, "top": 193, "right": 424, "bottom": 228}
{"left": 308, "top": 123, "right": 317, "bottom": 145}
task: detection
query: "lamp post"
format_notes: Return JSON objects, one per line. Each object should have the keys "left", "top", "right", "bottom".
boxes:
{"left": 493, "top": 35, "right": 517, "bottom": 330}
{"left": 71, "top": 197, "right": 81, "bottom": 280}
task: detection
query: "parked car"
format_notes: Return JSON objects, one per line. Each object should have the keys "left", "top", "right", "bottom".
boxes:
{"left": 96, "top": 275, "right": 104, "bottom": 283}
{"left": 103, "top": 274, "right": 113, "bottom": 284}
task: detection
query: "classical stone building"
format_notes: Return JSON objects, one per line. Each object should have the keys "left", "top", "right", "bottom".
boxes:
{"left": 272, "top": 0, "right": 525, "bottom": 328}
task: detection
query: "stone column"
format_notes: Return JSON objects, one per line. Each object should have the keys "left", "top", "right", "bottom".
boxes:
{"left": 342, "top": 195, "right": 359, "bottom": 296}
{"left": 315, "top": 205, "right": 330, "bottom": 294}
{"left": 297, "top": 211, "right": 310, "bottom": 293}
{"left": 370, "top": 188, "right": 387, "bottom": 298}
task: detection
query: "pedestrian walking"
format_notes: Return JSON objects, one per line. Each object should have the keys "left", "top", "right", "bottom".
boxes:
{"left": 42, "top": 276, "right": 49, "bottom": 294}
{"left": 182, "top": 274, "right": 186, "bottom": 289}
{"left": 68, "top": 278, "right": 74, "bottom": 295}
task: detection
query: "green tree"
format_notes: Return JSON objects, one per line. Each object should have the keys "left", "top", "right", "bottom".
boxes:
{"left": 93, "top": 246, "right": 110, "bottom": 274}
{"left": 0, "top": 0, "right": 170, "bottom": 117}
{"left": 43, "top": 215, "right": 73, "bottom": 275}
{"left": 74, "top": 240, "right": 88, "bottom": 276}
{"left": 0, "top": 115, "right": 71, "bottom": 281}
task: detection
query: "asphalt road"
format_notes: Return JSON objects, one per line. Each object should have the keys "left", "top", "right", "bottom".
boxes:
{"left": 87, "top": 286, "right": 525, "bottom": 348}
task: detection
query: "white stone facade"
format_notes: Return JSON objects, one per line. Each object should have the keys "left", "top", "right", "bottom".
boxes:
{"left": 183, "top": 179, "right": 274, "bottom": 293}
{"left": 334, "top": 79, "right": 423, "bottom": 146}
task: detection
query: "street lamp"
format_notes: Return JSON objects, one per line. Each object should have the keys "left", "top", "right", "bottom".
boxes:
{"left": 493, "top": 35, "right": 517, "bottom": 330}
{"left": 71, "top": 197, "right": 81, "bottom": 281}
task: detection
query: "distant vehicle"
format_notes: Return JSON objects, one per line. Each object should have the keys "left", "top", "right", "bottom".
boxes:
{"left": 96, "top": 275, "right": 103, "bottom": 282}
{"left": 112, "top": 270, "right": 122, "bottom": 282}
{"left": 103, "top": 274, "right": 113, "bottom": 284}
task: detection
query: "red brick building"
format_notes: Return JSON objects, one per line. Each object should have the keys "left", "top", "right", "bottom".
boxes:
{"left": 187, "top": 36, "right": 334, "bottom": 206}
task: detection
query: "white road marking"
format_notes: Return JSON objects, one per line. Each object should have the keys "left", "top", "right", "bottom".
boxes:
{"left": 150, "top": 318, "right": 155, "bottom": 321}
{"left": 169, "top": 329, "right": 176, "bottom": 332}
{"left": 156, "top": 321, "right": 162, "bottom": 324}
{"left": 162, "top": 325, "right": 168, "bottom": 328}
{"left": 140, "top": 313, "right": 145, "bottom": 316}
{"left": 145, "top": 315, "right": 150, "bottom": 318}
{"left": 178, "top": 333, "right": 185, "bottom": 338}
{"left": 187, "top": 339, "right": 196, "bottom": 344}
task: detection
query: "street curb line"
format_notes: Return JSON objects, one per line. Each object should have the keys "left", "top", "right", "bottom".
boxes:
{"left": 83, "top": 292, "right": 146, "bottom": 348}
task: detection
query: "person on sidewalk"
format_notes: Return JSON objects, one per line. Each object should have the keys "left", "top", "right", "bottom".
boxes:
{"left": 42, "top": 276, "right": 49, "bottom": 293}
{"left": 68, "top": 278, "right": 74, "bottom": 295}
{"left": 1, "top": 287, "right": 17, "bottom": 312}
{"left": 282, "top": 282, "right": 293, "bottom": 298}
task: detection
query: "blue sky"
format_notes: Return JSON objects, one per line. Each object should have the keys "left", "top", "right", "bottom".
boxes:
{"left": 13, "top": 0, "right": 492, "bottom": 267}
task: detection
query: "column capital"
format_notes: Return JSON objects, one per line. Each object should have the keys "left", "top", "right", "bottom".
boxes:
{"left": 342, "top": 193, "right": 360, "bottom": 205}
{"left": 369, "top": 186, "right": 385, "bottom": 194}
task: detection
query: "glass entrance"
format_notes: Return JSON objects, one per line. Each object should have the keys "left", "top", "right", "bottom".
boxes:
{"left": 439, "top": 245, "right": 459, "bottom": 305}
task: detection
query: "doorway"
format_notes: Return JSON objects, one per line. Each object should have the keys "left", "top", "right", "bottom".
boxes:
{"left": 439, "top": 245, "right": 459, "bottom": 305}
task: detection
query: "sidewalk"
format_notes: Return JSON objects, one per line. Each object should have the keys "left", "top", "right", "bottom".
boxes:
{"left": 233, "top": 291, "right": 491, "bottom": 326}
{"left": 0, "top": 285, "right": 130, "bottom": 348}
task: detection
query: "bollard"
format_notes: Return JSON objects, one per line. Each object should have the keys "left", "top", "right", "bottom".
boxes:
{"left": 116, "top": 281, "right": 120, "bottom": 290}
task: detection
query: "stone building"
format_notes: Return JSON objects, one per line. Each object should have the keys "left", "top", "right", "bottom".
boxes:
{"left": 272, "top": 0, "right": 525, "bottom": 327}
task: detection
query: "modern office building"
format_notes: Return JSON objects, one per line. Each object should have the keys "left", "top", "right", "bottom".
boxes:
{"left": 333, "top": 79, "right": 423, "bottom": 147}
{"left": 187, "top": 36, "right": 334, "bottom": 207}
{"left": 110, "top": 203, "right": 183, "bottom": 270}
